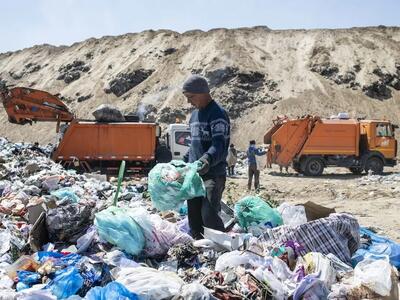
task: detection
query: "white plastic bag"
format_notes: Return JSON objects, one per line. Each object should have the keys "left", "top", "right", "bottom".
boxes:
{"left": 129, "top": 208, "right": 193, "bottom": 257}
{"left": 215, "top": 250, "right": 268, "bottom": 272}
{"left": 255, "top": 155, "right": 266, "bottom": 171}
{"left": 76, "top": 227, "right": 97, "bottom": 253}
{"left": 112, "top": 266, "right": 184, "bottom": 300}
{"left": 0, "top": 230, "right": 11, "bottom": 255}
{"left": 252, "top": 267, "right": 287, "bottom": 299}
{"left": 304, "top": 252, "right": 337, "bottom": 288}
{"left": 103, "top": 250, "right": 139, "bottom": 268}
{"left": 277, "top": 203, "right": 307, "bottom": 227}
{"left": 354, "top": 258, "right": 392, "bottom": 296}
{"left": 179, "top": 283, "right": 213, "bottom": 300}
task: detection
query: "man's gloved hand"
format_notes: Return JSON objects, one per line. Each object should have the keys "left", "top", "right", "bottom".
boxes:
{"left": 197, "top": 155, "right": 210, "bottom": 176}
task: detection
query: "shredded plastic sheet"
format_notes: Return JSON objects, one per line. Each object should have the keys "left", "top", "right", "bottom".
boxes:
{"left": 148, "top": 160, "right": 206, "bottom": 211}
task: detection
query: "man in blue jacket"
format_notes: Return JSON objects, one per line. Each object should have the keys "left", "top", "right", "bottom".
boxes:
{"left": 183, "top": 75, "right": 230, "bottom": 239}
{"left": 247, "top": 140, "right": 266, "bottom": 190}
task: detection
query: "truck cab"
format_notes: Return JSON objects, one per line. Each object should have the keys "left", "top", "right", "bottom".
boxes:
{"left": 360, "top": 120, "right": 397, "bottom": 166}
{"left": 164, "top": 124, "right": 191, "bottom": 160}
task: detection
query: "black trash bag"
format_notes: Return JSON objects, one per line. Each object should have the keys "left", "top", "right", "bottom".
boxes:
{"left": 92, "top": 104, "right": 125, "bottom": 122}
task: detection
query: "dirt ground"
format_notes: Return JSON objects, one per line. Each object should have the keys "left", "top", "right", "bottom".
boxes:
{"left": 223, "top": 164, "right": 400, "bottom": 242}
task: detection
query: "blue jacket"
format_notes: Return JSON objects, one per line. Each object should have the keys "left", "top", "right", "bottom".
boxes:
{"left": 247, "top": 145, "right": 266, "bottom": 166}
{"left": 184, "top": 100, "right": 230, "bottom": 176}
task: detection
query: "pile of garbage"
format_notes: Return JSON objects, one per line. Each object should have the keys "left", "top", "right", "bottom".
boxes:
{"left": 1, "top": 137, "right": 399, "bottom": 299}
{"left": 358, "top": 171, "right": 400, "bottom": 186}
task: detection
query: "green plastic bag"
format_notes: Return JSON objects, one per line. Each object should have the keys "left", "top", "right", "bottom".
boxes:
{"left": 148, "top": 160, "right": 206, "bottom": 211}
{"left": 234, "top": 196, "right": 283, "bottom": 230}
{"left": 94, "top": 206, "right": 145, "bottom": 255}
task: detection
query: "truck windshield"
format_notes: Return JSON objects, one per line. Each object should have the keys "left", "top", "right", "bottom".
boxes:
{"left": 376, "top": 123, "right": 392, "bottom": 137}
{"left": 175, "top": 131, "right": 191, "bottom": 146}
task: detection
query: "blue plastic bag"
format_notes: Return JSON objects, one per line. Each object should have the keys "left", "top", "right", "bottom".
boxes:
{"left": 351, "top": 227, "right": 400, "bottom": 269}
{"left": 94, "top": 206, "right": 145, "bottom": 255}
{"left": 148, "top": 160, "right": 206, "bottom": 211}
{"left": 51, "top": 187, "right": 80, "bottom": 203}
{"left": 46, "top": 267, "right": 84, "bottom": 299}
{"left": 85, "top": 282, "right": 139, "bottom": 300}
{"left": 293, "top": 274, "right": 329, "bottom": 300}
{"left": 16, "top": 271, "right": 41, "bottom": 291}
{"left": 35, "top": 251, "right": 64, "bottom": 263}
{"left": 234, "top": 196, "right": 283, "bottom": 230}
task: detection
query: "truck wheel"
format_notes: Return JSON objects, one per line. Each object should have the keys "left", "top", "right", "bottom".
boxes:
{"left": 155, "top": 144, "right": 172, "bottom": 163}
{"left": 365, "top": 157, "right": 384, "bottom": 175}
{"left": 349, "top": 167, "right": 363, "bottom": 175}
{"left": 303, "top": 157, "right": 324, "bottom": 176}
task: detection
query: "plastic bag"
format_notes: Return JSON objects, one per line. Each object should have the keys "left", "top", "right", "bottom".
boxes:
{"left": 92, "top": 104, "right": 125, "bottom": 122}
{"left": 351, "top": 227, "right": 400, "bottom": 269}
{"left": 16, "top": 289, "right": 57, "bottom": 300}
{"left": 46, "top": 267, "right": 84, "bottom": 299}
{"left": 326, "top": 253, "right": 353, "bottom": 276}
{"left": 85, "top": 281, "right": 139, "bottom": 300}
{"left": 112, "top": 266, "right": 184, "bottom": 300}
{"left": 16, "top": 271, "right": 41, "bottom": 291}
{"left": 234, "top": 196, "right": 283, "bottom": 230}
{"left": 42, "top": 175, "right": 61, "bottom": 191}
{"left": 94, "top": 206, "right": 145, "bottom": 255}
{"left": 293, "top": 274, "right": 329, "bottom": 300}
{"left": 103, "top": 250, "right": 139, "bottom": 268}
{"left": 354, "top": 258, "right": 392, "bottom": 296}
{"left": 255, "top": 154, "right": 266, "bottom": 171}
{"left": 215, "top": 250, "right": 268, "bottom": 272}
{"left": 76, "top": 226, "right": 97, "bottom": 253}
{"left": 277, "top": 203, "right": 307, "bottom": 227}
{"left": 46, "top": 202, "right": 92, "bottom": 243}
{"left": 148, "top": 161, "right": 206, "bottom": 211}
{"left": 304, "top": 252, "right": 337, "bottom": 288}
{"left": 0, "top": 229, "right": 11, "bottom": 255}
{"left": 6, "top": 255, "right": 40, "bottom": 279}
{"left": 127, "top": 208, "right": 193, "bottom": 257}
{"left": 178, "top": 283, "right": 213, "bottom": 300}
{"left": 51, "top": 188, "right": 80, "bottom": 203}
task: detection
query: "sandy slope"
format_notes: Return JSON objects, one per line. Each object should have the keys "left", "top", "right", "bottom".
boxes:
{"left": 1, "top": 26, "right": 400, "bottom": 148}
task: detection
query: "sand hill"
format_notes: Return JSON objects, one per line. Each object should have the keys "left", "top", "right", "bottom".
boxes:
{"left": 1, "top": 26, "right": 400, "bottom": 148}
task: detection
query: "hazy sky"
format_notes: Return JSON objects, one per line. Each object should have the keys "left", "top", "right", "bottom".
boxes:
{"left": 1, "top": 0, "right": 399, "bottom": 53}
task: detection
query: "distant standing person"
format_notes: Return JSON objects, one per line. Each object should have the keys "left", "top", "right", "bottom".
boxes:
{"left": 247, "top": 140, "right": 266, "bottom": 190}
{"left": 226, "top": 144, "right": 238, "bottom": 176}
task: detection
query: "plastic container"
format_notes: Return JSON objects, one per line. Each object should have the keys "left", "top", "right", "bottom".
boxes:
{"left": 6, "top": 255, "right": 40, "bottom": 279}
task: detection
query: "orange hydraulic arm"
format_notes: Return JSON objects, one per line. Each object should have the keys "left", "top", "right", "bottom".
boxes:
{"left": 266, "top": 115, "right": 320, "bottom": 167}
{"left": 0, "top": 87, "right": 74, "bottom": 127}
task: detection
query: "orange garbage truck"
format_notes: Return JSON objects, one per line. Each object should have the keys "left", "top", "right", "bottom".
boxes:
{"left": 1, "top": 86, "right": 191, "bottom": 174}
{"left": 264, "top": 115, "right": 397, "bottom": 175}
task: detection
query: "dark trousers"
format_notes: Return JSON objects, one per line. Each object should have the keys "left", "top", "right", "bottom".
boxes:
{"left": 228, "top": 165, "right": 235, "bottom": 176}
{"left": 248, "top": 164, "right": 260, "bottom": 190}
{"left": 187, "top": 176, "right": 226, "bottom": 239}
